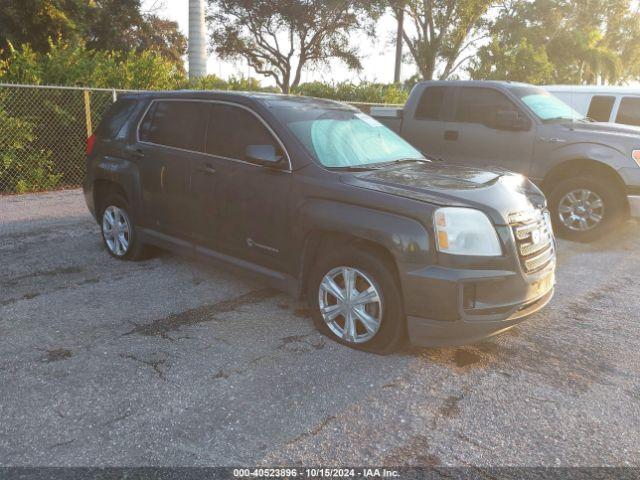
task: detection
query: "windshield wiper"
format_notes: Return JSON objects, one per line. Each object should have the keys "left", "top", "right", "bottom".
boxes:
{"left": 327, "top": 165, "right": 379, "bottom": 172}
{"left": 370, "top": 158, "right": 428, "bottom": 168}
{"left": 543, "top": 116, "right": 582, "bottom": 123}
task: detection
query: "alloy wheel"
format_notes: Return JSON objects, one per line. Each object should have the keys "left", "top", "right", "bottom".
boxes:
{"left": 318, "top": 266, "right": 383, "bottom": 344}
{"left": 558, "top": 189, "right": 605, "bottom": 232}
{"left": 102, "top": 206, "right": 131, "bottom": 256}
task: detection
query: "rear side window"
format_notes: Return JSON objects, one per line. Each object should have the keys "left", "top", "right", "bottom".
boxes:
{"left": 415, "top": 86, "right": 446, "bottom": 120}
{"left": 95, "top": 98, "right": 137, "bottom": 139}
{"left": 454, "top": 87, "right": 518, "bottom": 125}
{"left": 616, "top": 97, "right": 640, "bottom": 126}
{"left": 138, "top": 100, "right": 208, "bottom": 151}
{"left": 206, "top": 104, "right": 277, "bottom": 161}
{"left": 587, "top": 96, "right": 615, "bottom": 122}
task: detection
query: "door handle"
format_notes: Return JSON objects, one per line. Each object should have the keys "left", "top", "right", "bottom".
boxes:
{"left": 444, "top": 130, "right": 459, "bottom": 141}
{"left": 197, "top": 164, "right": 217, "bottom": 175}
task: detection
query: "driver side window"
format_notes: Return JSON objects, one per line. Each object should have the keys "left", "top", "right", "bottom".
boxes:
{"left": 455, "top": 88, "right": 520, "bottom": 126}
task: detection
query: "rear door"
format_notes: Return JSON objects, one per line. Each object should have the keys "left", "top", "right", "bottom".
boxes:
{"left": 401, "top": 85, "right": 449, "bottom": 160}
{"left": 136, "top": 100, "right": 208, "bottom": 239}
{"left": 191, "top": 102, "right": 291, "bottom": 271}
{"left": 440, "top": 87, "right": 535, "bottom": 175}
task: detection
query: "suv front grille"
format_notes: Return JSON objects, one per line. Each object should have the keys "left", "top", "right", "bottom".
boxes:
{"left": 510, "top": 210, "right": 555, "bottom": 274}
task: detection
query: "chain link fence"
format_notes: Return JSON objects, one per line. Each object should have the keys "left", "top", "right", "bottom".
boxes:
{"left": 0, "top": 84, "right": 137, "bottom": 194}
{"left": 0, "top": 83, "right": 397, "bottom": 195}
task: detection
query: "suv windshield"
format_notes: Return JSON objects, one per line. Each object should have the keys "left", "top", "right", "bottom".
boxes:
{"left": 511, "top": 86, "right": 584, "bottom": 122}
{"left": 272, "top": 106, "right": 424, "bottom": 168}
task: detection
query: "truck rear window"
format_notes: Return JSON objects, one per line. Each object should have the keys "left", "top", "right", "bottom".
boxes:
{"left": 95, "top": 98, "right": 138, "bottom": 139}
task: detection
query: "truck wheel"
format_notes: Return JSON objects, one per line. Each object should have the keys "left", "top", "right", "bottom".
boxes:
{"left": 307, "top": 247, "right": 406, "bottom": 354}
{"left": 549, "top": 176, "right": 624, "bottom": 242}
{"left": 99, "top": 193, "right": 150, "bottom": 261}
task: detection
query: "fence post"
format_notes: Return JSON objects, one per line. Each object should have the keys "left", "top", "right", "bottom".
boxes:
{"left": 112, "top": 88, "right": 117, "bottom": 103}
{"left": 83, "top": 89, "right": 92, "bottom": 138}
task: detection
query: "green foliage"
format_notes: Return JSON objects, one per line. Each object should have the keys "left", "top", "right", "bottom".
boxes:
{"left": 0, "top": 101, "right": 60, "bottom": 193}
{"left": 469, "top": 0, "right": 640, "bottom": 84}
{"left": 0, "top": 0, "right": 186, "bottom": 66}
{"left": 293, "top": 81, "right": 408, "bottom": 104}
{"left": 0, "top": 39, "right": 185, "bottom": 89}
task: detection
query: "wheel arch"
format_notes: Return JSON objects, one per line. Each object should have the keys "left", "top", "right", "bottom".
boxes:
{"left": 542, "top": 158, "right": 627, "bottom": 196}
{"left": 93, "top": 179, "right": 128, "bottom": 220}
{"left": 299, "top": 230, "right": 403, "bottom": 298}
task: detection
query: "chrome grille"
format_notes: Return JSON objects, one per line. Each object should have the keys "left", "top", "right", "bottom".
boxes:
{"left": 510, "top": 210, "right": 555, "bottom": 274}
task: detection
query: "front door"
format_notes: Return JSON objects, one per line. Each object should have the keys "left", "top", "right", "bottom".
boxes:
{"left": 190, "top": 103, "right": 291, "bottom": 272}
{"left": 440, "top": 87, "right": 535, "bottom": 175}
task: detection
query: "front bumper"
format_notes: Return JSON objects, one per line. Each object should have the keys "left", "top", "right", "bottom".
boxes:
{"left": 402, "top": 263, "right": 555, "bottom": 347}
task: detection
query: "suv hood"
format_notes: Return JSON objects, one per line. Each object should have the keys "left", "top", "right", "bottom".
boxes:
{"left": 341, "top": 162, "right": 546, "bottom": 225}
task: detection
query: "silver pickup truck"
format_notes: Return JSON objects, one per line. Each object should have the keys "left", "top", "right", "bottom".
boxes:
{"left": 372, "top": 80, "right": 640, "bottom": 242}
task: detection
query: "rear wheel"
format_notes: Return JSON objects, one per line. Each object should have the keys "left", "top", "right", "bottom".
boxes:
{"left": 99, "top": 193, "right": 150, "bottom": 260}
{"left": 549, "top": 176, "right": 624, "bottom": 242}
{"left": 307, "top": 247, "right": 406, "bottom": 354}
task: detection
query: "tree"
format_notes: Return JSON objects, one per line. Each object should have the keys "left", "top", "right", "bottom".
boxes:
{"left": 207, "top": 0, "right": 383, "bottom": 93}
{"left": 390, "top": 0, "right": 494, "bottom": 80}
{"left": 469, "top": 0, "right": 640, "bottom": 85}
{"left": 0, "top": 0, "right": 86, "bottom": 54}
{"left": 85, "top": 0, "right": 187, "bottom": 66}
{"left": 0, "top": 0, "right": 186, "bottom": 67}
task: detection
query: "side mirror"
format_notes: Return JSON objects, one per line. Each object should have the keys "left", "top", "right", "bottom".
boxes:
{"left": 492, "top": 110, "right": 530, "bottom": 131}
{"left": 245, "top": 144, "right": 283, "bottom": 166}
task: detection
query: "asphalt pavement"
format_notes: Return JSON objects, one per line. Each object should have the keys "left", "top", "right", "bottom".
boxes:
{"left": 1, "top": 189, "right": 639, "bottom": 467}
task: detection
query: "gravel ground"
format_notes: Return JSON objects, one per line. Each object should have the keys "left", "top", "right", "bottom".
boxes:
{"left": 1, "top": 189, "right": 639, "bottom": 467}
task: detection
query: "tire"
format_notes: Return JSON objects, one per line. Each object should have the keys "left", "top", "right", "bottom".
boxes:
{"left": 548, "top": 176, "right": 624, "bottom": 242}
{"left": 307, "top": 246, "right": 406, "bottom": 354}
{"left": 98, "top": 193, "right": 150, "bottom": 261}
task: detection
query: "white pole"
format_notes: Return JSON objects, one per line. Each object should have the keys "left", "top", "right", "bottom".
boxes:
{"left": 189, "top": 0, "right": 207, "bottom": 79}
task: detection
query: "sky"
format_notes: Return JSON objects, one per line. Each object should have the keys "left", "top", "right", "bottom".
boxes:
{"left": 145, "top": 1, "right": 418, "bottom": 86}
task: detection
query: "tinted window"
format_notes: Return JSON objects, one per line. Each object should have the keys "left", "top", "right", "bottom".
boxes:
{"left": 96, "top": 98, "right": 137, "bottom": 139}
{"left": 139, "top": 100, "right": 208, "bottom": 151}
{"left": 415, "top": 87, "right": 446, "bottom": 120}
{"left": 587, "top": 96, "right": 615, "bottom": 122}
{"left": 206, "top": 104, "right": 277, "bottom": 161}
{"left": 616, "top": 97, "right": 640, "bottom": 126}
{"left": 455, "top": 88, "right": 519, "bottom": 125}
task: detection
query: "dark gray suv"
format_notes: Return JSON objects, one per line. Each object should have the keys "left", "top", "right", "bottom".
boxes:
{"left": 83, "top": 91, "right": 556, "bottom": 353}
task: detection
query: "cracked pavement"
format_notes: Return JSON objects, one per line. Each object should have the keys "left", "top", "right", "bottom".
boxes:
{"left": 1, "top": 189, "right": 639, "bottom": 466}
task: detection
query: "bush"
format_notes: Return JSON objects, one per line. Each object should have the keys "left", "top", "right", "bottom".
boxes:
{"left": 293, "top": 81, "right": 408, "bottom": 104}
{"left": 0, "top": 103, "right": 60, "bottom": 193}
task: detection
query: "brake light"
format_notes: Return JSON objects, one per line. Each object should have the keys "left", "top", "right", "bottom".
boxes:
{"left": 86, "top": 134, "right": 96, "bottom": 155}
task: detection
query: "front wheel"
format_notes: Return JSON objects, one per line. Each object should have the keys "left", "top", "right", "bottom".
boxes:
{"left": 307, "top": 247, "right": 406, "bottom": 354}
{"left": 548, "top": 176, "right": 624, "bottom": 242}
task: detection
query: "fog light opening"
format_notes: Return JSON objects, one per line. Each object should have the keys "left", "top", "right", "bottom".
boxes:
{"left": 463, "top": 283, "right": 477, "bottom": 311}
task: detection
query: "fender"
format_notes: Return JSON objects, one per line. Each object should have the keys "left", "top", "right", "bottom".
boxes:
{"left": 292, "top": 199, "right": 433, "bottom": 291}
{"left": 91, "top": 155, "right": 144, "bottom": 221}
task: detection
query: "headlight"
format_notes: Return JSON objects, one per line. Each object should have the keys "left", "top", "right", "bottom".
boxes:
{"left": 633, "top": 150, "right": 640, "bottom": 167}
{"left": 434, "top": 207, "right": 502, "bottom": 256}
